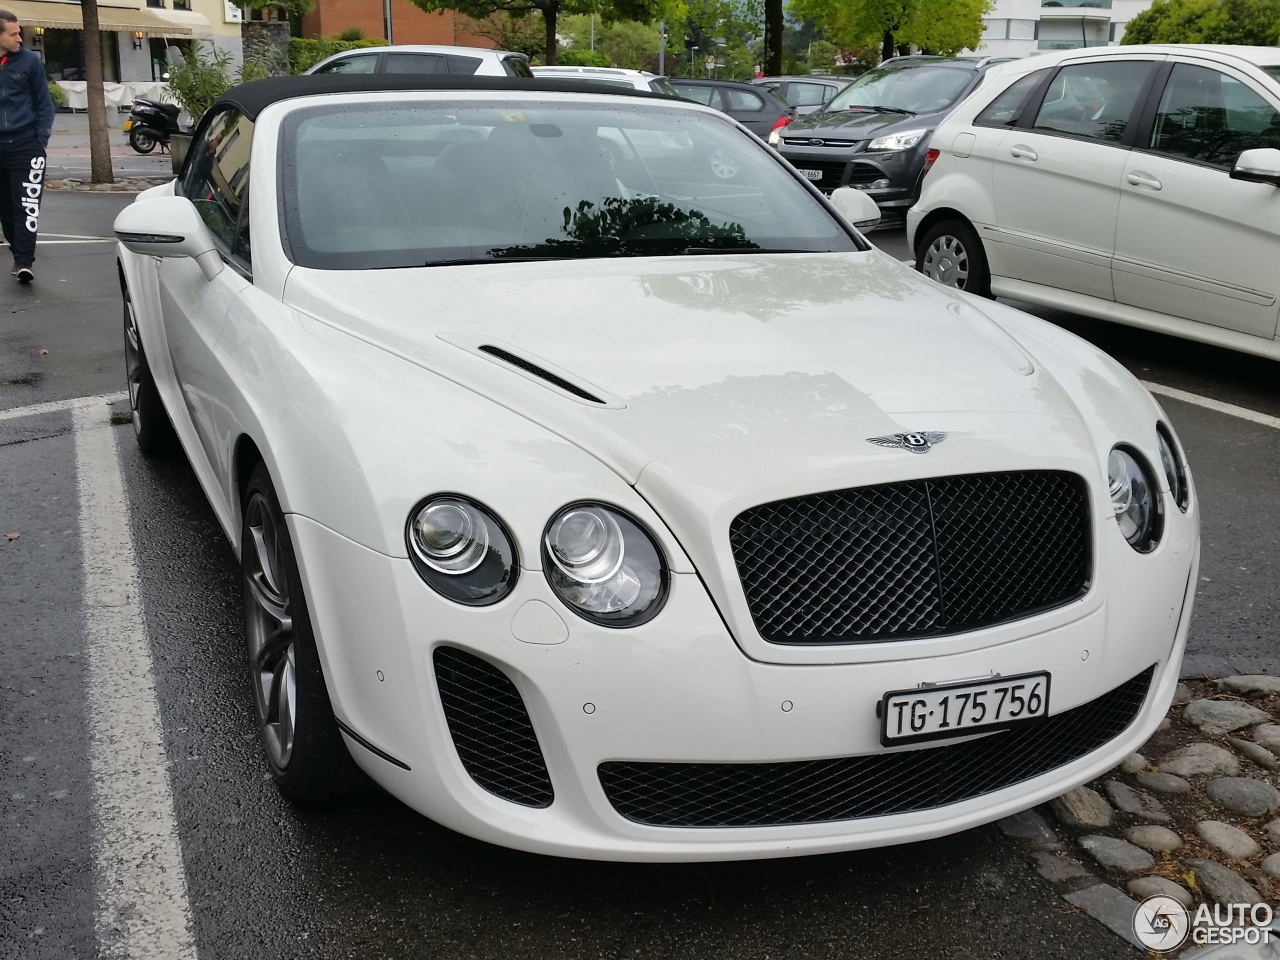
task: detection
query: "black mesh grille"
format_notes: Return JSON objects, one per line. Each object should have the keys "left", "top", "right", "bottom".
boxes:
{"left": 433, "top": 646, "right": 554, "bottom": 807}
{"left": 730, "top": 471, "right": 1091, "bottom": 644}
{"left": 599, "top": 666, "right": 1152, "bottom": 828}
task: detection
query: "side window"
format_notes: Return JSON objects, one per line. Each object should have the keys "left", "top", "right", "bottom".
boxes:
{"left": 975, "top": 70, "right": 1047, "bottom": 127}
{"left": 787, "top": 82, "right": 830, "bottom": 107}
{"left": 724, "top": 88, "right": 766, "bottom": 112}
{"left": 316, "top": 55, "right": 376, "bottom": 75}
{"left": 1032, "top": 61, "right": 1153, "bottom": 143}
{"left": 181, "top": 108, "right": 253, "bottom": 264}
{"left": 1149, "top": 63, "right": 1280, "bottom": 168}
{"left": 444, "top": 54, "right": 483, "bottom": 75}
{"left": 674, "top": 84, "right": 718, "bottom": 106}
{"left": 503, "top": 56, "right": 533, "bottom": 78}
{"left": 384, "top": 54, "right": 447, "bottom": 74}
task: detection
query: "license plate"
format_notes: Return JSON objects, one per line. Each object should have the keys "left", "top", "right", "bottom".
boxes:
{"left": 122, "top": 118, "right": 132, "bottom": 131}
{"left": 800, "top": 168, "right": 822, "bottom": 181}
{"left": 879, "top": 671, "right": 1051, "bottom": 746}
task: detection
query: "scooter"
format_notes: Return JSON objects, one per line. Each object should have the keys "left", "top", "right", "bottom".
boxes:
{"left": 124, "top": 98, "right": 183, "bottom": 154}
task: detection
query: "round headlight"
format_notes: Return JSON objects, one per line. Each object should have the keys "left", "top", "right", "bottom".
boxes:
{"left": 1156, "top": 424, "right": 1189, "bottom": 512}
{"left": 1107, "top": 446, "right": 1162, "bottom": 552}
{"left": 543, "top": 503, "right": 668, "bottom": 627}
{"left": 406, "top": 496, "right": 517, "bottom": 605}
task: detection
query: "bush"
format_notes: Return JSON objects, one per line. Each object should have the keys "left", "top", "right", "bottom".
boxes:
{"left": 287, "top": 37, "right": 387, "bottom": 74}
{"left": 165, "top": 46, "right": 283, "bottom": 123}
{"left": 337, "top": 26, "right": 364, "bottom": 41}
{"left": 556, "top": 48, "right": 612, "bottom": 67}
{"left": 48, "top": 81, "right": 66, "bottom": 108}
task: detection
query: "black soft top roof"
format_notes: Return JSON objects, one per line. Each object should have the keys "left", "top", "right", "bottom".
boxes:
{"left": 212, "top": 74, "right": 672, "bottom": 121}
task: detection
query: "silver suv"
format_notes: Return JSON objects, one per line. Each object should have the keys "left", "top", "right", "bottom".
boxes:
{"left": 306, "top": 45, "right": 533, "bottom": 78}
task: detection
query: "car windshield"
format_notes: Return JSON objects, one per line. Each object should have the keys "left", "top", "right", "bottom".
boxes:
{"left": 280, "top": 100, "right": 861, "bottom": 270}
{"left": 1265, "top": 66, "right": 1280, "bottom": 84}
{"left": 826, "top": 65, "right": 972, "bottom": 115}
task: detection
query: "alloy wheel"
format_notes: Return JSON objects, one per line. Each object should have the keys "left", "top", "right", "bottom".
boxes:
{"left": 709, "top": 149, "right": 739, "bottom": 179}
{"left": 243, "top": 492, "right": 297, "bottom": 769}
{"left": 123, "top": 297, "right": 144, "bottom": 436}
{"left": 922, "top": 234, "right": 970, "bottom": 289}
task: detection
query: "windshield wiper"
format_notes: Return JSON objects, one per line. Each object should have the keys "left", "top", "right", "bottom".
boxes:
{"left": 848, "top": 104, "right": 915, "bottom": 115}
{"left": 423, "top": 256, "right": 573, "bottom": 267}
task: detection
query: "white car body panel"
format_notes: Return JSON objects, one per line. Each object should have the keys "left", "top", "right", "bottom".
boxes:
{"left": 909, "top": 44, "right": 1280, "bottom": 360}
{"left": 118, "top": 86, "right": 1200, "bottom": 860}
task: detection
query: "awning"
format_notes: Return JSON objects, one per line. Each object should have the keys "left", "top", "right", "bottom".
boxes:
{"left": 6, "top": 0, "right": 194, "bottom": 36}
{"left": 149, "top": 8, "right": 213, "bottom": 39}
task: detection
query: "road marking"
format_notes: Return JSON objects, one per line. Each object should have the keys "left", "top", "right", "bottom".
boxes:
{"left": 1143, "top": 381, "right": 1280, "bottom": 432}
{"left": 0, "top": 392, "right": 126, "bottom": 422}
{"left": 74, "top": 399, "right": 196, "bottom": 960}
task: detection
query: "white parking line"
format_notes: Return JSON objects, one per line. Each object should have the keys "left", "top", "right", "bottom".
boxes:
{"left": 1143, "top": 381, "right": 1280, "bottom": 432}
{"left": 73, "top": 399, "right": 196, "bottom": 960}
{"left": 0, "top": 392, "right": 127, "bottom": 422}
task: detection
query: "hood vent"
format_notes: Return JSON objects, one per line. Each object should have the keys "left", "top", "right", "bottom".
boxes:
{"left": 478, "top": 345, "right": 606, "bottom": 404}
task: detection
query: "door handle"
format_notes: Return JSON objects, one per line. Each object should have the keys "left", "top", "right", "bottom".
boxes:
{"left": 1009, "top": 145, "right": 1038, "bottom": 160}
{"left": 1127, "top": 172, "right": 1162, "bottom": 190}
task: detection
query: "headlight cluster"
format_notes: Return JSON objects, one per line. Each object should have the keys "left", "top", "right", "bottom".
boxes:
{"left": 1107, "top": 426, "right": 1189, "bottom": 553}
{"left": 406, "top": 496, "right": 668, "bottom": 626}
{"left": 867, "top": 129, "right": 927, "bottom": 151}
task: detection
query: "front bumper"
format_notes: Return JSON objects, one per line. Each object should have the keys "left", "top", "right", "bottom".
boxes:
{"left": 779, "top": 145, "right": 925, "bottom": 207}
{"left": 291, "top": 514, "right": 1196, "bottom": 862}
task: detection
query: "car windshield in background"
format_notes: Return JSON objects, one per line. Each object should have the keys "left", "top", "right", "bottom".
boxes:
{"left": 827, "top": 66, "right": 972, "bottom": 115}
{"left": 280, "top": 101, "right": 861, "bottom": 270}
{"left": 650, "top": 78, "right": 680, "bottom": 96}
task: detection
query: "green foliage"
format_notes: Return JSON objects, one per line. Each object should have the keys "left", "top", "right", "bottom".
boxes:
{"left": 286, "top": 37, "right": 387, "bottom": 73}
{"left": 243, "top": 0, "right": 314, "bottom": 20}
{"left": 788, "top": 0, "right": 989, "bottom": 60}
{"left": 165, "top": 46, "right": 292, "bottom": 120}
{"left": 337, "top": 26, "right": 365, "bottom": 40}
{"left": 559, "top": 15, "right": 661, "bottom": 70}
{"left": 1120, "top": 0, "right": 1280, "bottom": 44}
{"left": 557, "top": 47, "right": 614, "bottom": 66}
{"left": 48, "top": 81, "right": 66, "bottom": 108}
{"left": 462, "top": 12, "right": 546, "bottom": 58}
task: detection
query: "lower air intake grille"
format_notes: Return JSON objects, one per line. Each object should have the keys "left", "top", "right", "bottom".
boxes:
{"left": 434, "top": 646, "right": 553, "bottom": 808}
{"left": 598, "top": 666, "right": 1152, "bottom": 828}
{"left": 730, "top": 471, "right": 1092, "bottom": 644}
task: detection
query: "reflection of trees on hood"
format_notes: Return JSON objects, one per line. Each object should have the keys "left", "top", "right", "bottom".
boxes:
{"left": 640, "top": 252, "right": 931, "bottom": 322}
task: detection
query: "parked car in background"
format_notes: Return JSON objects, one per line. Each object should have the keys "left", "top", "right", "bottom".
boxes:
{"left": 114, "top": 72, "right": 1196, "bottom": 862}
{"left": 306, "top": 44, "right": 533, "bottom": 78}
{"left": 753, "top": 75, "right": 854, "bottom": 115}
{"left": 531, "top": 65, "right": 678, "bottom": 95}
{"left": 771, "top": 56, "right": 1016, "bottom": 207}
{"left": 909, "top": 45, "right": 1280, "bottom": 362}
{"left": 668, "top": 78, "right": 795, "bottom": 138}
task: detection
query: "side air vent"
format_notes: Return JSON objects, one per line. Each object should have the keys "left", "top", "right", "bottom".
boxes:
{"left": 478, "top": 345, "right": 605, "bottom": 404}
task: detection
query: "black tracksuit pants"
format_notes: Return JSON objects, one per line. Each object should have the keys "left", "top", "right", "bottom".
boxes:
{"left": 0, "top": 133, "right": 46, "bottom": 269}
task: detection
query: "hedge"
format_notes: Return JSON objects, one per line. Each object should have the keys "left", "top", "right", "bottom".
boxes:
{"left": 287, "top": 38, "right": 388, "bottom": 75}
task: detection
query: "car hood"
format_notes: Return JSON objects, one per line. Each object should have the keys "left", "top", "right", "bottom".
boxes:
{"left": 282, "top": 250, "right": 1096, "bottom": 488}
{"left": 785, "top": 109, "right": 942, "bottom": 139}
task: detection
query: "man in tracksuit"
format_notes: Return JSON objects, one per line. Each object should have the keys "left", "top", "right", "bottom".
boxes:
{"left": 0, "top": 9, "right": 54, "bottom": 284}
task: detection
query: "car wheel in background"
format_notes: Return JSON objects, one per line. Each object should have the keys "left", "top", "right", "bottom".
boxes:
{"left": 916, "top": 218, "right": 992, "bottom": 298}
{"left": 122, "top": 282, "right": 176, "bottom": 454}
{"left": 241, "top": 462, "right": 364, "bottom": 801}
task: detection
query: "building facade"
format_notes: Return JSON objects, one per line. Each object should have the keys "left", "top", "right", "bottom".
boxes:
{"left": 300, "top": 1, "right": 491, "bottom": 48}
{"left": 976, "top": 0, "right": 1154, "bottom": 56}
{"left": 6, "top": 0, "right": 243, "bottom": 82}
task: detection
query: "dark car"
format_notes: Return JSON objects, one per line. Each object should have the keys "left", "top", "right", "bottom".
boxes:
{"left": 667, "top": 78, "right": 795, "bottom": 138}
{"left": 752, "top": 75, "right": 855, "bottom": 115}
{"left": 771, "top": 56, "right": 1016, "bottom": 208}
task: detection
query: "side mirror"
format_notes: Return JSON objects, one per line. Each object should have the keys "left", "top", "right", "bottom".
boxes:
{"left": 114, "top": 195, "right": 224, "bottom": 280}
{"left": 830, "top": 185, "right": 881, "bottom": 230}
{"left": 1230, "top": 148, "right": 1280, "bottom": 186}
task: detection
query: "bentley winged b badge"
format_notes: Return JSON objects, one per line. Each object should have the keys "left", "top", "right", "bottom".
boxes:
{"left": 866, "top": 431, "right": 948, "bottom": 454}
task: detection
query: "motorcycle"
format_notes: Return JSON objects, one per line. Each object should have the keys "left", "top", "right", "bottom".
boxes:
{"left": 123, "top": 98, "right": 184, "bottom": 155}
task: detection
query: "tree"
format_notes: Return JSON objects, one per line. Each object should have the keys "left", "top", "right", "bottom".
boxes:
{"left": 408, "top": 0, "right": 661, "bottom": 65}
{"left": 81, "top": 0, "right": 113, "bottom": 184}
{"left": 1121, "top": 0, "right": 1280, "bottom": 44}
{"left": 462, "top": 11, "right": 545, "bottom": 58}
{"left": 789, "top": 0, "right": 989, "bottom": 63}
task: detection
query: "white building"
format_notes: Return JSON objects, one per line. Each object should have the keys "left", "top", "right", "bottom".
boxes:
{"left": 976, "top": 0, "right": 1154, "bottom": 56}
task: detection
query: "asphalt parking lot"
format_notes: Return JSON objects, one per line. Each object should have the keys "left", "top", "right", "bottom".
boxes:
{"left": 2, "top": 189, "right": 1277, "bottom": 960}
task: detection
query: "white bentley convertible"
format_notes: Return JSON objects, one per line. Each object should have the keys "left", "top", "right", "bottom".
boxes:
{"left": 115, "top": 75, "right": 1199, "bottom": 861}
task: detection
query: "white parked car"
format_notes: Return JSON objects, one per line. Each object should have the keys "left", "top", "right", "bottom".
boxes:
{"left": 306, "top": 43, "right": 532, "bottom": 78}
{"left": 531, "top": 65, "right": 679, "bottom": 96}
{"left": 908, "top": 45, "right": 1280, "bottom": 362}
{"left": 115, "top": 74, "right": 1198, "bottom": 862}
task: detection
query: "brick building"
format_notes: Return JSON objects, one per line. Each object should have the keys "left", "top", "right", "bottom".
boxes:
{"left": 301, "top": 0, "right": 493, "bottom": 48}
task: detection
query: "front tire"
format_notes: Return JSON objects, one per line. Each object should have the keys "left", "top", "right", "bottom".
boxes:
{"left": 122, "top": 283, "right": 176, "bottom": 454}
{"left": 916, "top": 218, "right": 992, "bottom": 298}
{"left": 129, "top": 128, "right": 157, "bottom": 154}
{"left": 241, "top": 463, "right": 362, "bottom": 801}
